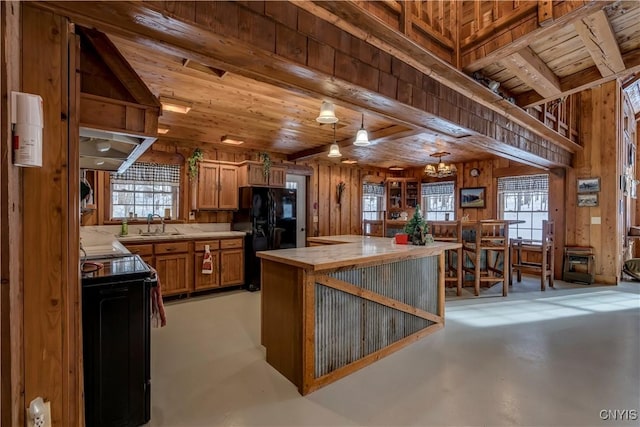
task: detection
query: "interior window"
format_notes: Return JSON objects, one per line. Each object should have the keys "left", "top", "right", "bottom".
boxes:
{"left": 362, "top": 183, "right": 385, "bottom": 221}
{"left": 498, "top": 174, "right": 549, "bottom": 240}
{"left": 110, "top": 162, "right": 180, "bottom": 220}
{"left": 421, "top": 182, "right": 455, "bottom": 221}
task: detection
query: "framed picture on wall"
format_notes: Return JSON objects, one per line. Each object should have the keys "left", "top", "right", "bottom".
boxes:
{"left": 460, "top": 187, "right": 486, "bottom": 208}
{"left": 577, "top": 177, "right": 600, "bottom": 193}
{"left": 577, "top": 193, "right": 598, "bottom": 207}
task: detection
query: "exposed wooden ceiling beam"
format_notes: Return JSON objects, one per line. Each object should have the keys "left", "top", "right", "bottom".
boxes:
{"left": 463, "top": 1, "right": 610, "bottom": 73}
{"left": 573, "top": 10, "right": 625, "bottom": 78}
{"left": 288, "top": 125, "right": 422, "bottom": 161}
{"left": 502, "top": 47, "right": 561, "bottom": 98}
{"left": 517, "top": 48, "right": 640, "bottom": 107}
{"left": 40, "top": 1, "right": 575, "bottom": 167}
{"left": 622, "top": 73, "right": 640, "bottom": 90}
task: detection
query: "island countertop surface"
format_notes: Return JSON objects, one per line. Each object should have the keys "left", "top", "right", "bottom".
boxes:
{"left": 257, "top": 235, "right": 461, "bottom": 271}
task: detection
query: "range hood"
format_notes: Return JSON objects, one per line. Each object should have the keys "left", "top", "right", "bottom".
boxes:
{"left": 77, "top": 26, "right": 161, "bottom": 173}
{"left": 79, "top": 127, "right": 156, "bottom": 173}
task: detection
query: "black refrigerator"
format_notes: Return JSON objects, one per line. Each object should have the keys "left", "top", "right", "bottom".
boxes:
{"left": 234, "top": 187, "right": 297, "bottom": 290}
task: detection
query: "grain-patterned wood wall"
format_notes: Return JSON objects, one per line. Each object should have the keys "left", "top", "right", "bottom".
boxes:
{"left": 0, "top": 2, "right": 23, "bottom": 426}
{"left": 21, "top": 5, "right": 82, "bottom": 426}
{"left": 566, "top": 80, "right": 622, "bottom": 284}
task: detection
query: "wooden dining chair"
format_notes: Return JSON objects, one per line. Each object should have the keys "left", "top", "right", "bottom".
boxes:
{"left": 510, "top": 220, "right": 555, "bottom": 291}
{"left": 428, "top": 220, "right": 463, "bottom": 296}
{"left": 462, "top": 221, "right": 509, "bottom": 296}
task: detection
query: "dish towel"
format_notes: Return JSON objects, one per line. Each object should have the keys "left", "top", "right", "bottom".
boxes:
{"left": 149, "top": 266, "right": 167, "bottom": 328}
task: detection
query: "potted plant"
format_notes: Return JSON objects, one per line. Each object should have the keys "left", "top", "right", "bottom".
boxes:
{"left": 259, "top": 152, "right": 271, "bottom": 180}
{"left": 403, "top": 206, "right": 432, "bottom": 245}
{"left": 187, "top": 148, "right": 203, "bottom": 181}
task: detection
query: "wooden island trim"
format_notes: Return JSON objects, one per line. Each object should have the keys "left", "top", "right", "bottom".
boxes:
{"left": 258, "top": 236, "right": 461, "bottom": 271}
{"left": 258, "top": 236, "right": 458, "bottom": 395}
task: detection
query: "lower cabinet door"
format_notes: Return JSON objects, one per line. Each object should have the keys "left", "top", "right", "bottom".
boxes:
{"left": 221, "top": 249, "right": 244, "bottom": 286}
{"left": 155, "top": 254, "right": 189, "bottom": 296}
{"left": 194, "top": 251, "right": 220, "bottom": 291}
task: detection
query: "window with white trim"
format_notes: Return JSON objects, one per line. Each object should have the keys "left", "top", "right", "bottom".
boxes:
{"left": 110, "top": 163, "right": 180, "bottom": 220}
{"left": 498, "top": 174, "right": 548, "bottom": 241}
{"left": 362, "top": 183, "right": 385, "bottom": 221}
{"left": 421, "top": 182, "right": 455, "bottom": 221}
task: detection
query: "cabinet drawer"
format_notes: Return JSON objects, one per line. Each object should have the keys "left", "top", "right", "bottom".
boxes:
{"left": 194, "top": 240, "right": 220, "bottom": 252}
{"left": 154, "top": 241, "right": 189, "bottom": 254}
{"left": 124, "top": 244, "right": 153, "bottom": 256}
{"left": 220, "top": 238, "right": 243, "bottom": 249}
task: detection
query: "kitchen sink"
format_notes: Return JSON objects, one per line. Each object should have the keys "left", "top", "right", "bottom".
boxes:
{"left": 137, "top": 231, "right": 182, "bottom": 236}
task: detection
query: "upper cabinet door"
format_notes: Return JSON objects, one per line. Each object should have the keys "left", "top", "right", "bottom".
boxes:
{"left": 218, "top": 165, "right": 238, "bottom": 209}
{"left": 197, "top": 162, "right": 220, "bottom": 210}
{"left": 268, "top": 166, "right": 286, "bottom": 188}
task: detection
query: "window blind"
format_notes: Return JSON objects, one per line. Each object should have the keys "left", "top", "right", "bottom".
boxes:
{"left": 111, "top": 163, "right": 181, "bottom": 184}
{"left": 497, "top": 174, "right": 548, "bottom": 192}
{"left": 422, "top": 181, "right": 454, "bottom": 195}
{"left": 363, "top": 183, "right": 385, "bottom": 196}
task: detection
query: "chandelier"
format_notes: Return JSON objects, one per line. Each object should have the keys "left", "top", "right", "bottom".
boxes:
{"left": 424, "top": 152, "right": 457, "bottom": 178}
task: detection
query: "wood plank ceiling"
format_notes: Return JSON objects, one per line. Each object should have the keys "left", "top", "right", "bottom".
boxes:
{"left": 111, "top": 35, "right": 495, "bottom": 169}
{"left": 89, "top": 0, "right": 640, "bottom": 170}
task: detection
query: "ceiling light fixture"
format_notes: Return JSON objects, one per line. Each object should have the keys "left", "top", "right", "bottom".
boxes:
{"left": 94, "top": 159, "right": 105, "bottom": 166}
{"left": 341, "top": 159, "right": 358, "bottom": 164}
{"left": 327, "top": 123, "right": 342, "bottom": 158}
{"left": 95, "top": 141, "right": 111, "bottom": 152}
{"left": 424, "top": 152, "right": 457, "bottom": 178}
{"left": 157, "top": 126, "right": 170, "bottom": 135}
{"left": 316, "top": 101, "right": 339, "bottom": 124}
{"left": 353, "top": 113, "right": 370, "bottom": 146}
{"left": 220, "top": 135, "right": 245, "bottom": 145}
{"left": 160, "top": 96, "right": 192, "bottom": 114}
{"left": 389, "top": 166, "right": 404, "bottom": 171}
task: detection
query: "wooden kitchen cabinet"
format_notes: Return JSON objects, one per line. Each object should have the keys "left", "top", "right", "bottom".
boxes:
{"left": 193, "top": 240, "right": 221, "bottom": 291}
{"left": 155, "top": 253, "right": 190, "bottom": 296}
{"left": 220, "top": 237, "right": 244, "bottom": 285}
{"left": 196, "top": 161, "right": 238, "bottom": 210}
{"left": 154, "top": 241, "right": 190, "bottom": 296}
{"left": 386, "top": 177, "right": 419, "bottom": 221}
{"left": 238, "top": 161, "right": 286, "bottom": 188}
{"left": 221, "top": 249, "right": 244, "bottom": 285}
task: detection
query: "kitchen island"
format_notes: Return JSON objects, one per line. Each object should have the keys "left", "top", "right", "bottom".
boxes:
{"left": 257, "top": 235, "right": 461, "bottom": 394}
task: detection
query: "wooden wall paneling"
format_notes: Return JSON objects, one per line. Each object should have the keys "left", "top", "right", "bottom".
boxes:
{"left": 1, "top": 2, "right": 23, "bottom": 426}
{"left": 549, "top": 168, "right": 566, "bottom": 279}
{"left": 350, "top": 167, "right": 361, "bottom": 234}
{"left": 600, "top": 82, "right": 618, "bottom": 281}
{"left": 339, "top": 166, "right": 350, "bottom": 234}
{"left": 318, "top": 163, "right": 330, "bottom": 236}
{"left": 22, "top": 5, "right": 82, "bottom": 425}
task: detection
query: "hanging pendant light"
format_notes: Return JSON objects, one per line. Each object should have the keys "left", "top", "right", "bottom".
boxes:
{"left": 316, "top": 101, "right": 339, "bottom": 124}
{"left": 424, "top": 152, "right": 456, "bottom": 178}
{"left": 328, "top": 123, "right": 342, "bottom": 157}
{"left": 353, "top": 113, "right": 370, "bottom": 146}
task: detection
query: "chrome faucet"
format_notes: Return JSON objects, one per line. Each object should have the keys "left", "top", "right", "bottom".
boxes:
{"left": 147, "top": 214, "right": 165, "bottom": 234}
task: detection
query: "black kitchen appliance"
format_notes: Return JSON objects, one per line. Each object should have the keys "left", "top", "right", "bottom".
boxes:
{"left": 81, "top": 254, "right": 154, "bottom": 427}
{"left": 234, "top": 187, "right": 297, "bottom": 290}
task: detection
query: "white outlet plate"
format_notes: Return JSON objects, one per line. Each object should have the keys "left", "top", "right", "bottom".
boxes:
{"left": 26, "top": 401, "right": 51, "bottom": 427}
{"left": 591, "top": 216, "right": 601, "bottom": 225}
{"left": 189, "top": 211, "right": 196, "bottom": 220}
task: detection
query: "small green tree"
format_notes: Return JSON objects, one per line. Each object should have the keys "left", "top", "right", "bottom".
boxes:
{"left": 404, "top": 206, "right": 428, "bottom": 244}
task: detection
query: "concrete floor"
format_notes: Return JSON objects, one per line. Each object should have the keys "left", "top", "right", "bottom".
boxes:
{"left": 150, "top": 278, "right": 640, "bottom": 426}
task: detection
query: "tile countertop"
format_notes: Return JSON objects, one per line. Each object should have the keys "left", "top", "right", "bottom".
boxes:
{"left": 80, "top": 224, "right": 246, "bottom": 257}
{"left": 259, "top": 235, "right": 461, "bottom": 271}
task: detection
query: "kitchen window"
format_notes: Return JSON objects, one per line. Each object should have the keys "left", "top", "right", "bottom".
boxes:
{"left": 362, "top": 183, "right": 385, "bottom": 221}
{"left": 110, "top": 162, "right": 180, "bottom": 220}
{"left": 421, "top": 182, "right": 455, "bottom": 221}
{"left": 498, "top": 174, "right": 548, "bottom": 241}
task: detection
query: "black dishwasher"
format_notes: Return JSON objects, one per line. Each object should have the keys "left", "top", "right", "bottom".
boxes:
{"left": 81, "top": 254, "right": 154, "bottom": 427}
